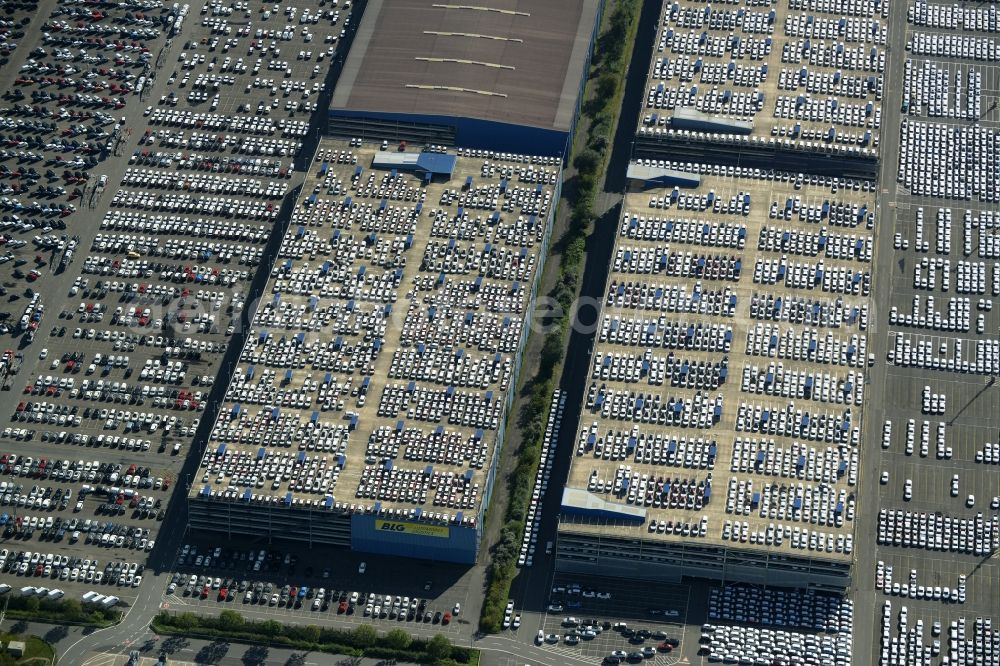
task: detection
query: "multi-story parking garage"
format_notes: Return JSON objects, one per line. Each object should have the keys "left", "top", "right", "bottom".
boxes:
{"left": 186, "top": 0, "right": 602, "bottom": 566}
{"left": 555, "top": 162, "right": 877, "bottom": 591}
{"left": 187, "top": 140, "right": 561, "bottom": 564}
{"left": 633, "top": 0, "right": 887, "bottom": 177}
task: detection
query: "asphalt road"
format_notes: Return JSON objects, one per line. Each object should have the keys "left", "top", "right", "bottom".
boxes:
{"left": 505, "top": 0, "right": 659, "bottom": 624}
{"left": 849, "top": 1, "right": 910, "bottom": 662}
{"left": 4, "top": 616, "right": 609, "bottom": 666}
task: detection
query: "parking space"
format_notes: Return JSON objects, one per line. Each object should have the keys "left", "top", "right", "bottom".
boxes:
{"left": 0, "top": 0, "right": 359, "bottom": 613}
{"left": 534, "top": 573, "right": 689, "bottom": 665}
{"left": 185, "top": 139, "right": 561, "bottom": 554}
{"left": 902, "top": 58, "right": 1000, "bottom": 122}
{"left": 156, "top": 535, "right": 475, "bottom": 638}
{"left": 0, "top": 0, "right": 165, "bottom": 338}
{"left": 697, "top": 584, "right": 854, "bottom": 665}
{"left": 518, "top": 390, "right": 565, "bottom": 569}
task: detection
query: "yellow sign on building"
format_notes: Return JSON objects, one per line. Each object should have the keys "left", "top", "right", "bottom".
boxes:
{"left": 375, "top": 519, "right": 450, "bottom": 539}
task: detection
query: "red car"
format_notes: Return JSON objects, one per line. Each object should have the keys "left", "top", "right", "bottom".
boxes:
{"left": 442, "top": 612, "right": 451, "bottom": 625}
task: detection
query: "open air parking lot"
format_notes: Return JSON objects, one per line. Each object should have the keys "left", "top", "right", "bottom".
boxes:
{"left": 155, "top": 531, "right": 479, "bottom": 640}
{"left": 0, "top": 0, "right": 358, "bottom": 613}
{"left": 860, "top": 1, "right": 1000, "bottom": 665}
{"left": 526, "top": 571, "right": 857, "bottom": 666}
{"left": 548, "top": 158, "right": 874, "bottom": 660}
{"left": 0, "top": 0, "right": 996, "bottom": 665}
{"left": 533, "top": 573, "right": 689, "bottom": 665}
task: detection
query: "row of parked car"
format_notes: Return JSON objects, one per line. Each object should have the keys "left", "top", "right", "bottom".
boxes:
{"left": 168, "top": 571, "right": 457, "bottom": 623}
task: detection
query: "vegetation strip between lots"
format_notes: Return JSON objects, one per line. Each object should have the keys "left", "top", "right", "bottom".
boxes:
{"left": 478, "top": 0, "right": 642, "bottom": 634}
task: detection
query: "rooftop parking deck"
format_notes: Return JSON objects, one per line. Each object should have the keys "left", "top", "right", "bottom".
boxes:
{"left": 560, "top": 162, "right": 880, "bottom": 562}
{"left": 190, "top": 138, "right": 561, "bottom": 528}
{"left": 637, "top": 0, "right": 888, "bottom": 160}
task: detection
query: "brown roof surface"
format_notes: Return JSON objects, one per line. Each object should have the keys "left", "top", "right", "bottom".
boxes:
{"left": 330, "top": 0, "right": 599, "bottom": 131}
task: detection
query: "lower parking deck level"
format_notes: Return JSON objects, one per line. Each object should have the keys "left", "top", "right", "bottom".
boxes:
{"left": 554, "top": 526, "right": 852, "bottom": 592}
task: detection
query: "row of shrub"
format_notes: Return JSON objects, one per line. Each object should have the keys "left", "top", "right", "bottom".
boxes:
{"left": 478, "top": 0, "right": 641, "bottom": 634}
{"left": 2, "top": 594, "right": 120, "bottom": 627}
{"left": 153, "top": 611, "right": 476, "bottom": 666}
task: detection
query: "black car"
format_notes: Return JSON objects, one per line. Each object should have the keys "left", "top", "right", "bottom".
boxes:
{"left": 432, "top": 611, "right": 442, "bottom": 624}
{"left": 626, "top": 653, "right": 644, "bottom": 663}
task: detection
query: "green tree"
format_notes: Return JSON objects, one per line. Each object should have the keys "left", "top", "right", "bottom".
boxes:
{"left": 587, "top": 133, "right": 609, "bottom": 154}
{"left": 595, "top": 73, "right": 618, "bottom": 101}
{"left": 301, "top": 625, "right": 321, "bottom": 643}
{"left": 575, "top": 173, "right": 597, "bottom": 201}
{"left": 350, "top": 624, "right": 377, "bottom": 648}
{"left": 174, "top": 612, "right": 199, "bottom": 630}
{"left": 540, "top": 333, "right": 563, "bottom": 372}
{"left": 24, "top": 596, "right": 40, "bottom": 612}
{"left": 384, "top": 628, "right": 411, "bottom": 650}
{"left": 259, "top": 619, "right": 283, "bottom": 637}
{"left": 218, "top": 610, "right": 244, "bottom": 630}
{"left": 426, "top": 634, "right": 451, "bottom": 661}
{"left": 61, "top": 598, "right": 83, "bottom": 619}
{"left": 572, "top": 149, "right": 600, "bottom": 175}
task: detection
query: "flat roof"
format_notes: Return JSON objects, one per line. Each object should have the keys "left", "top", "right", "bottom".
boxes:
{"left": 559, "top": 162, "right": 878, "bottom": 562}
{"left": 626, "top": 163, "right": 701, "bottom": 188}
{"left": 191, "top": 139, "right": 561, "bottom": 527}
{"left": 330, "top": 0, "right": 601, "bottom": 131}
{"left": 370, "top": 152, "right": 457, "bottom": 177}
